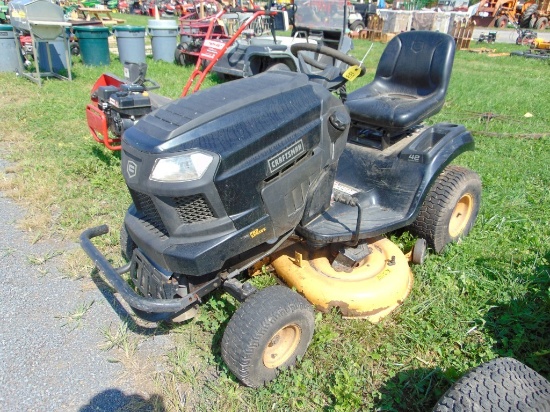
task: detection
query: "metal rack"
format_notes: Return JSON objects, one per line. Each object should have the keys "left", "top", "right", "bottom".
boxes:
{"left": 9, "top": 0, "right": 72, "bottom": 85}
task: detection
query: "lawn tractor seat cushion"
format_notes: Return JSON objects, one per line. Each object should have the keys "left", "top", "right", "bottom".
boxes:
{"left": 345, "top": 31, "right": 455, "bottom": 134}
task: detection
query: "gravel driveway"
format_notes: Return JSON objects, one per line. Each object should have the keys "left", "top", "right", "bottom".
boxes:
{"left": 0, "top": 157, "right": 172, "bottom": 411}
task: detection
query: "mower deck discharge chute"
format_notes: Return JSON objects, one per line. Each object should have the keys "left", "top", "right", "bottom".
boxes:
{"left": 81, "top": 31, "right": 482, "bottom": 387}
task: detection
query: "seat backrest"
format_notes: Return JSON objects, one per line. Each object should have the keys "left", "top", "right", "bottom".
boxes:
{"left": 375, "top": 30, "right": 455, "bottom": 98}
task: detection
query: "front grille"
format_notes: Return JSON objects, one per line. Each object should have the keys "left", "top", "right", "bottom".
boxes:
{"left": 129, "top": 190, "right": 216, "bottom": 235}
{"left": 129, "top": 189, "right": 169, "bottom": 237}
{"left": 174, "top": 194, "right": 215, "bottom": 224}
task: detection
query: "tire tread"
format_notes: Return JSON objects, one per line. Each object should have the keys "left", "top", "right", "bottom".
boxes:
{"left": 410, "top": 165, "right": 481, "bottom": 253}
{"left": 221, "top": 286, "right": 314, "bottom": 387}
{"left": 433, "top": 358, "right": 550, "bottom": 411}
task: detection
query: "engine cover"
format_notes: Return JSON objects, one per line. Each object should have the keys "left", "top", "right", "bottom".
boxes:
{"left": 96, "top": 85, "right": 152, "bottom": 115}
{"left": 121, "top": 71, "right": 350, "bottom": 276}
{"left": 108, "top": 88, "right": 152, "bottom": 117}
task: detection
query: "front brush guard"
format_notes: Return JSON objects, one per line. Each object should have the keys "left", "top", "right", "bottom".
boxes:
{"left": 80, "top": 225, "right": 221, "bottom": 321}
{"left": 80, "top": 225, "right": 293, "bottom": 322}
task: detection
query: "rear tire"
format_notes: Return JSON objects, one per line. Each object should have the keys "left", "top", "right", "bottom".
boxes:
{"left": 521, "top": 4, "right": 538, "bottom": 28}
{"left": 433, "top": 357, "right": 550, "bottom": 411}
{"left": 350, "top": 21, "right": 365, "bottom": 32}
{"left": 70, "top": 41, "right": 80, "bottom": 56}
{"left": 522, "top": 33, "right": 537, "bottom": 46}
{"left": 174, "top": 47, "right": 183, "bottom": 66}
{"left": 221, "top": 285, "right": 314, "bottom": 387}
{"left": 409, "top": 166, "right": 481, "bottom": 253}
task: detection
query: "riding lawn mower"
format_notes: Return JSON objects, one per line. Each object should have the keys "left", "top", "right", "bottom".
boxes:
{"left": 81, "top": 30, "right": 482, "bottom": 387}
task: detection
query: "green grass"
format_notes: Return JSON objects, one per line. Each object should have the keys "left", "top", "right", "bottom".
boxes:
{"left": 0, "top": 34, "right": 549, "bottom": 411}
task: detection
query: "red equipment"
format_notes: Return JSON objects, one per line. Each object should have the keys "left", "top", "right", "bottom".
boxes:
{"left": 85, "top": 9, "right": 275, "bottom": 151}
{"left": 158, "top": 1, "right": 176, "bottom": 16}
{"left": 19, "top": 35, "right": 33, "bottom": 62}
{"left": 181, "top": 9, "right": 276, "bottom": 95}
{"left": 86, "top": 74, "right": 126, "bottom": 150}
{"left": 175, "top": 4, "right": 228, "bottom": 66}
{"left": 129, "top": 0, "right": 149, "bottom": 15}
{"left": 118, "top": 0, "right": 129, "bottom": 13}
{"left": 85, "top": 64, "right": 163, "bottom": 151}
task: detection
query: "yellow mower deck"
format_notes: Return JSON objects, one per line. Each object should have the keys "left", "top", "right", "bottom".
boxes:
{"left": 270, "top": 238, "right": 413, "bottom": 323}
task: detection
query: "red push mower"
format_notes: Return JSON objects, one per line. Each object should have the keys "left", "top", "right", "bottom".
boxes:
{"left": 174, "top": 0, "right": 269, "bottom": 67}
{"left": 85, "top": 63, "right": 168, "bottom": 150}
{"left": 174, "top": 2, "right": 229, "bottom": 66}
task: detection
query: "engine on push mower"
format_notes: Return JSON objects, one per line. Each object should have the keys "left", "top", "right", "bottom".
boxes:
{"left": 86, "top": 62, "right": 166, "bottom": 150}
{"left": 94, "top": 83, "right": 153, "bottom": 137}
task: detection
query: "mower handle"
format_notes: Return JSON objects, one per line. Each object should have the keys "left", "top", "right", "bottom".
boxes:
{"left": 143, "top": 78, "right": 160, "bottom": 91}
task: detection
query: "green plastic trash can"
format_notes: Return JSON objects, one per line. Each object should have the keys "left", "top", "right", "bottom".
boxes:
{"left": 0, "top": 24, "right": 19, "bottom": 72}
{"left": 74, "top": 26, "right": 110, "bottom": 66}
{"left": 113, "top": 25, "right": 146, "bottom": 64}
{"left": 148, "top": 19, "right": 178, "bottom": 63}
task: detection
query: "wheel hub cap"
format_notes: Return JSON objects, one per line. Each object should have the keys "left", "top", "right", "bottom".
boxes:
{"left": 449, "top": 193, "right": 474, "bottom": 237}
{"left": 263, "top": 324, "right": 301, "bottom": 369}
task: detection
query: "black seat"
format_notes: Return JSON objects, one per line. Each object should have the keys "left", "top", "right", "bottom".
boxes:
{"left": 345, "top": 31, "right": 455, "bottom": 137}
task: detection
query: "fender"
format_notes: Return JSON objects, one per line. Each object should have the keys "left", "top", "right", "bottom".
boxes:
{"left": 297, "top": 122, "right": 475, "bottom": 244}
{"left": 401, "top": 122, "right": 475, "bottom": 225}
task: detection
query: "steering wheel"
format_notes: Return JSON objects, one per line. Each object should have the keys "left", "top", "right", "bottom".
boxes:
{"left": 291, "top": 43, "right": 366, "bottom": 75}
{"left": 290, "top": 43, "right": 365, "bottom": 91}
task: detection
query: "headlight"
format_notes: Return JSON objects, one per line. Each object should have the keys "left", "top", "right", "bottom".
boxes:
{"left": 150, "top": 151, "right": 213, "bottom": 182}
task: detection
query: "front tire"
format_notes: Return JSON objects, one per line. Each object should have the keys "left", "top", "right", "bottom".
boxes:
{"left": 174, "top": 43, "right": 191, "bottom": 66}
{"left": 221, "top": 285, "right": 314, "bottom": 387}
{"left": 410, "top": 166, "right": 481, "bottom": 253}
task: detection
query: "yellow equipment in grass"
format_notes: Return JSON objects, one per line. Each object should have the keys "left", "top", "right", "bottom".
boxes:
{"left": 271, "top": 238, "right": 415, "bottom": 323}
{"left": 533, "top": 37, "right": 550, "bottom": 49}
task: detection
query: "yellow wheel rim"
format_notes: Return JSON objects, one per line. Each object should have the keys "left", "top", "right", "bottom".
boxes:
{"left": 263, "top": 324, "right": 301, "bottom": 369}
{"left": 449, "top": 193, "right": 474, "bottom": 238}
